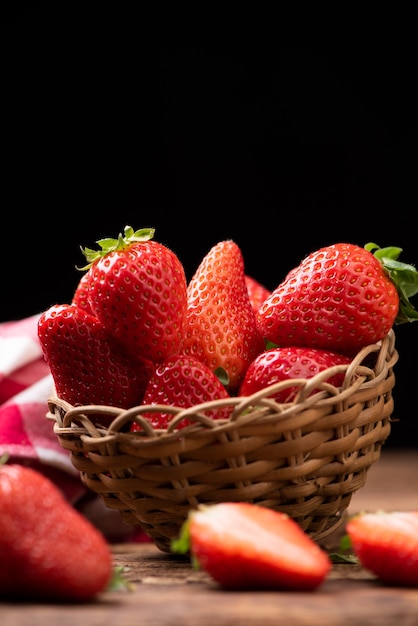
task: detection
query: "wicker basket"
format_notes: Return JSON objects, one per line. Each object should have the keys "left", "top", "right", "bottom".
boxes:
{"left": 47, "top": 330, "right": 398, "bottom": 552}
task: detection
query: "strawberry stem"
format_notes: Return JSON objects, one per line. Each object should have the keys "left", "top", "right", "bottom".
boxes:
{"left": 78, "top": 225, "right": 155, "bottom": 270}
{"left": 365, "top": 242, "right": 418, "bottom": 324}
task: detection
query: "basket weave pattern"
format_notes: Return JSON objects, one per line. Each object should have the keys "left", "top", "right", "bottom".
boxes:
{"left": 48, "top": 330, "right": 398, "bottom": 552}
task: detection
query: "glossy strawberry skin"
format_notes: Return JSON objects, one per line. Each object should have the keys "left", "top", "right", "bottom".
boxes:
{"left": 131, "top": 354, "right": 232, "bottom": 430}
{"left": 38, "top": 304, "right": 154, "bottom": 413}
{"left": 346, "top": 511, "right": 418, "bottom": 587}
{"left": 86, "top": 240, "right": 188, "bottom": 364}
{"left": 182, "top": 241, "right": 265, "bottom": 394}
{"left": 185, "top": 502, "right": 331, "bottom": 590}
{"left": 239, "top": 346, "right": 351, "bottom": 402}
{"left": 256, "top": 243, "right": 399, "bottom": 355}
{"left": 245, "top": 274, "right": 271, "bottom": 314}
{"left": 0, "top": 463, "right": 112, "bottom": 601}
{"left": 72, "top": 269, "right": 95, "bottom": 315}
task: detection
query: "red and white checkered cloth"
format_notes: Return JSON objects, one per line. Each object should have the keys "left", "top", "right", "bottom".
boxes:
{"left": 0, "top": 313, "right": 148, "bottom": 541}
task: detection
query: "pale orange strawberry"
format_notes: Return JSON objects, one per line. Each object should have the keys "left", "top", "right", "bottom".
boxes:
{"left": 181, "top": 240, "right": 265, "bottom": 394}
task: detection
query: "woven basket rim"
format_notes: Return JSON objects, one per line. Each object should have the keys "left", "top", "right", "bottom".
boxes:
{"left": 48, "top": 330, "right": 398, "bottom": 439}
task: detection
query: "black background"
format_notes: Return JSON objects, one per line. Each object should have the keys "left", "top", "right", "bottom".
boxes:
{"left": 2, "top": 5, "right": 418, "bottom": 446}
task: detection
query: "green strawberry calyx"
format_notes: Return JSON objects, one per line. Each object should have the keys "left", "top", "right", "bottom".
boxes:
{"left": 365, "top": 243, "right": 418, "bottom": 324}
{"left": 171, "top": 509, "right": 204, "bottom": 570}
{"left": 78, "top": 225, "right": 156, "bottom": 270}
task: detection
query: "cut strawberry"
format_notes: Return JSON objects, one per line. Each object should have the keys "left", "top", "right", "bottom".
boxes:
{"left": 172, "top": 502, "right": 331, "bottom": 590}
{"left": 346, "top": 510, "right": 418, "bottom": 586}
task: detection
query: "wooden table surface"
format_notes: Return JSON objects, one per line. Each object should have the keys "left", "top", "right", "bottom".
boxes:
{"left": 3, "top": 448, "right": 418, "bottom": 626}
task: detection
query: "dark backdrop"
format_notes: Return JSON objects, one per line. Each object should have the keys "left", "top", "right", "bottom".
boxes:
{"left": 2, "top": 6, "right": 418, "bottom": 446}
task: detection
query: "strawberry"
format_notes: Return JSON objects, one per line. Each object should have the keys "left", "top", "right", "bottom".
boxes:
{"left": 131, "top": 354, "right": 232, "bottom": 430}
{"left": 346, "top": 511, "right": 418, "bottom": 587}
{"left": 79, "top": 226, "right": 188, "bottom": 364}
{"left": 239, "top": 345, "right": 352, "bottom": 402}
{"left": 38, "top": 303, "right": 154, "bottom": 415}
{"left": 0, "top": 462, "right": 113, "bottom": 601}
{"left": 72, "top": 268, "right": 95, "bottom": 315}
{"left": 245, "top": 274, "right": 271, "bottom": 314}
{"left": 172, "top": 502, "right": 331, "bottom": 590}
{"left": 182, "top": 240, "right": 265, "bottom": 394}
{"left": 256, "top": 243, "right": 418, "bottom": 356}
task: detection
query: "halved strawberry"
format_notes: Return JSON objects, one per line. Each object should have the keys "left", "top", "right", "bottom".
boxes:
{"left": 182, "top": 240, "right": 265, "bottom": 394}
{"left": 79, "top": 226, "right": 188, "bottom": 364}
{"left": 131, "top": 354, "right": 232, "bottom": 430}
{"left": 256, "top": 243, "right": 418, "bottom": 356}
{"left": 239, "top": 346, "right": 352, "bottom": 402}
{"left": 38, "top": 303, "right": 154, "bottom": 416}
{"left": 172, "top": 502, "right": 331, "bottom": 590}
{"left": 346, "top": 511, "right": 418, "bottom": 586}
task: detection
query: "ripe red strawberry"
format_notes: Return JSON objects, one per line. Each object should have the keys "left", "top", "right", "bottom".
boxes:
{"left": 346, "top": 511, "right": 418, "bottom": 586}
{"left": 256, "top": 243, "right": 418, "bottom": 355}
{"left": 131, "top": 354, "right": 232, "bottom": 430}
{"left": 172, "top": 502, "right": 331, "bottom": 590}
{"left": 239, "top": 346, "right": 352, "bottom": 402}
{"left": 72, "top": 268, "right": 95, "bottom": 315}
{"left": 79, "top": 226, "right": 188, "bottom": 364}
{"left": 38, "top": 303, "right": 154, "bottom": 415}
{"left": 245, "top": 274, "right": 271, "bottom": 314}
{"left": 0, "top": 462, "right": 113, "bottom": 601}
{"left": 182, "top": 240, "right": 265, "bottom": 394}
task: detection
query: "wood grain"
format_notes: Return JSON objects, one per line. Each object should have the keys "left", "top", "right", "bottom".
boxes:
{"left": 3, "top": 449, "right": 418, "bottom": 626}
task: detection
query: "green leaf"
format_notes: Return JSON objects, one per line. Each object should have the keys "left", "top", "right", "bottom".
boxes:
{"left": 107, "top": 566, "right": 135, "bottom": 592}
{"left": 171, "top": 518, "right": 191, "bottom": 555}
{"left": 328, "top": 533, "right": 359, "bottom": 564}
{"left": 364, "top": 242, "right": 418, "bottom": 325}
{"left": 171, "top": 517, "right": 202, "bottom": 571}
{"left": 77, "top": 226, "right": 156, "bottom": 270}
{"left": 214, "top": 367, "right": 230, "bottom": 387}
{"left": 329, "top": 552, "right": 359, "bottom": 564}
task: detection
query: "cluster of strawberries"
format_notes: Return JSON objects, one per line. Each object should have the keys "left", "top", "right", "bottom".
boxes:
{"left": 2, "top": 227, "right": 418, "bottom": 603}
{"left": 38, "top": 226, "right": 417, "bottom": 430}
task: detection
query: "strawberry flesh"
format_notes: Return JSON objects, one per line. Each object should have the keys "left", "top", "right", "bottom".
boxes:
{"left": 346, "top": 511, "right": 418, "bottom": 586}
{"left": 185, "top": 502, "right": 331, "bottom": 590}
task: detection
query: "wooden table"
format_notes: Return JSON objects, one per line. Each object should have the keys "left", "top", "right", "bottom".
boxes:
{"left": 3, "top": 449, "right": 418, "bottom": 625}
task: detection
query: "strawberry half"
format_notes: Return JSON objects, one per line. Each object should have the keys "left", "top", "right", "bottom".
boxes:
{"left": 182, "top": 240, "right": 265, "bottom": 394}
{"left": 256, "top": 243, "right": 418, "bottom": 356}
{"left": 346, "top": 511, "right": 418, "bottom": 587}
{"left": 239, "top": 346, "right": 352, "bottom": 402}
{"left": 131, "top": 354, "right": 232, "bottom": 430}
{"left": 172, "top": 502, "right": 331, "bottom": 590}
{"left": 38, "top": 303, "right": 154, "bottom": 415}
{"left": 79, "top": 226, "right": 188, "bottom": 364}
